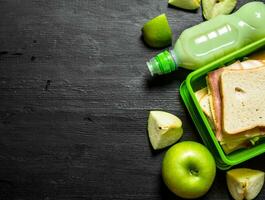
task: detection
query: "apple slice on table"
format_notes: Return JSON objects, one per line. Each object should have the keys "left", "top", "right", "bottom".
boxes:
{"left": 202, "top": 0, "right": 237, "bottom": 20}
{"left": 168, "top": 0, "right": 201, "bottom": 10}
{"left": 147, "top": 111, "right": 183, "bottom": 150}
{"left": 226, "top": 168, "right": 265, "bottom": 200}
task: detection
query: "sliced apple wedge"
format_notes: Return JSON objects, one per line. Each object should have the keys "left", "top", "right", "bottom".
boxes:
{"left": 202, "top": 0, "right": 237, "bottom": 20}
{"left": 168, "top": 0, "right": 201, "bottom": 10}
{"left": 147, "top": 111, "right": 183, "bottom": 150}
{"left": 226, "top": 168, "right": 265, "bottom": 200}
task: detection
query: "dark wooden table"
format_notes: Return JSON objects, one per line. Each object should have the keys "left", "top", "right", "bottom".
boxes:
{"left": 0, "top": 0, "right": 264, "bottom": 199}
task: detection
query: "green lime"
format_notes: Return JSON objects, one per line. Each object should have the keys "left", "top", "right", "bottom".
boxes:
{"left": 142, "top": 14, "right": 172, "bottom": 48}
{"left": 168, "top": 0, "right": 201, "bottom": 10}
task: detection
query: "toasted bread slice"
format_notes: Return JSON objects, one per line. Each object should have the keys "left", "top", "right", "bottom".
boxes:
{"left": 221, "top": 66, "right": 265, "bottom": 134}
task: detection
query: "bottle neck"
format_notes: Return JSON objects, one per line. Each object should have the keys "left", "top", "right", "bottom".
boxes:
{"left": 147, "top": 50, "right": 178, "bottom": 76}
{"left": 169, "top": 49, "right": 178, "bottom": 67}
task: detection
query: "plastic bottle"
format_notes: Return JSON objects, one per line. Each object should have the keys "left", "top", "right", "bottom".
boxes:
{"left": 147, "top": 2, "right": 265, "bottom": 76}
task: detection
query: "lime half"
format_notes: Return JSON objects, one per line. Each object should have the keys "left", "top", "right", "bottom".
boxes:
{"left": 142, "top": 14, "right": 172, "bottom": 48}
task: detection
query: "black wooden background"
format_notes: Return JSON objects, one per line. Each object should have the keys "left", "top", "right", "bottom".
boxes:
{"left": 0, "top": 0, "right": 264, "bottom": 199}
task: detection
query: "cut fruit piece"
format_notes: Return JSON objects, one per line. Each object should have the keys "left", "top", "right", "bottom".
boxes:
{"left": 226, "top": 168, "right": 264, "bottom": 200}
{"left": 142, "top": 14, "right": 172, "bottom": 48}
{"left": 202, "top": 0, "right": 237, "bottom": 20}
{"left": 168, "top": 0, "right": 201, "bottom": 10}
{"left": 147, "top": 111, "right": 183, "bottom": 150}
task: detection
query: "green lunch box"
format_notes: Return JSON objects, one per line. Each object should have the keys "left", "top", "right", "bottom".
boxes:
{"left": 180, "top": 37, "right": 265, "bottom": 170}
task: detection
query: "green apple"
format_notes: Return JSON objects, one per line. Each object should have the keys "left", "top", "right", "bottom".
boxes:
{"left": 148, "top": 111, "right": 183, "bottom": 150}
{"left": 162, "top": 141, "right": 216, "bottom": 199}
{"left": 202, "top": 0, "right": 237, "bottom": 20}
{"left": 142, "top": 14, "right": 172, "bottom": 48}
{"left": 168, "top": 0, "right": 201, "bottom": 10}
{"left": 226, "top": 168, "right": 265, "bottom": 200}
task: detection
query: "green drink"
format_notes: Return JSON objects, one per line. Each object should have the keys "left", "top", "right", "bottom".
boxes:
{"left": 147, "top": 2, "right": 265, "bottom": 76}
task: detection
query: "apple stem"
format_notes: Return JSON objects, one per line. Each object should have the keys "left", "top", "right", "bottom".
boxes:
{"left": 190, "top": 168, "right": 199, "bottom": 176}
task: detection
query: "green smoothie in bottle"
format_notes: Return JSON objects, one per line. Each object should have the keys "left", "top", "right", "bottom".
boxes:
{"left": 147, "top": 1, "right": 265, "bottom": 76}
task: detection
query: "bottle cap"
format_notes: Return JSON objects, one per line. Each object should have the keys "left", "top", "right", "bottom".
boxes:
{"left": 147, "top": 50, "right": 177, "bottom": 76}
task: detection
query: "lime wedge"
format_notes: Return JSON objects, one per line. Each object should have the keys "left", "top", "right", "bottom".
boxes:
{"left": 226, "top": 168, "right": 265, "bottom": 200}
{"left": 142, "top": 14, "right": 172, "bottom": 48}
{"left": 168, "top": 0, "right": 201, "bottom": 10}
{"left": 147, "top": 111, "right": 183, "bottom": 150}
{"left": 202, "top": 0, "right": 237, "bottom": 20}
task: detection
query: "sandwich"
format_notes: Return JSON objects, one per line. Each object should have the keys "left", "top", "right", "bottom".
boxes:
{"left": 195, "top": 59, "right": 265, "bottom": 154}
